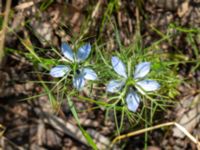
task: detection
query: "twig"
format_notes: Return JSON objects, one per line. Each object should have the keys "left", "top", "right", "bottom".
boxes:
{"left": 111, "top": 121, "right": 200, "bottom": 150}
{"left": 0, "top": 0, "right": 11, "bottom": 65}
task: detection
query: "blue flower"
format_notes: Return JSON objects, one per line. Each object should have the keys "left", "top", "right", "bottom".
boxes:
{"left": 50, "top": 42, "right": 97, "bottom": 91}
{"left": 106, "top": 56, "right": 160, "bottom": 112}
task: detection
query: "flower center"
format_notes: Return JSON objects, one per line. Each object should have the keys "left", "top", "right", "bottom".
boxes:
{"left": 126, "top": 78, "right": 136, "bottom": 87}
{"left": 76, "top": 69, "right": 80, "bottom": 75}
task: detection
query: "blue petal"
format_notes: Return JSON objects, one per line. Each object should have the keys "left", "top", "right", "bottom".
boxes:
{"left": 134, "top": 62, "right": 151, "bottom": 79}
{"left": 126, "top": 90, "right": 140, "bottom": 112}
{"left": 50, "top": 65, "right": 71, "bottom": 78}
{"left": 61, "top": 42, "right": 74, "bottom": 61}
{"left": 136, "top": 80, "right": 160, "bottom": 94}
{"left": 111, "top": 56, "right": 127, "bottom": 78}
{"left": 82, "top": 68, "right": 98, "bottom": 80}
{"left": 76, "top": 43, "right": 91, "bottom": 62}
{"left": 106, "top": 80, "right": 125, "bottom": 93}
{"left": 73, "top": 74, "right": 85, "bottom": 91}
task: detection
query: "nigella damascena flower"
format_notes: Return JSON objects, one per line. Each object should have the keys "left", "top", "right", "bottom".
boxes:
{"left": 50, "top": 42, "right": 97, "bottom": 91}
{"left": 106, "top": 56, "right": 160, "bottom": 112}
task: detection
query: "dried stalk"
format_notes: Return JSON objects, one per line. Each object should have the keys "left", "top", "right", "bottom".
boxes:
{"left": 0, "top": 0, "right": 11, "bottom": 65}
{"left": 112, "top": 121, "right": 200, "bottom": 150}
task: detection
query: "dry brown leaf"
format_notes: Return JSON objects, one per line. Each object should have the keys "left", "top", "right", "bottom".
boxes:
{"left": 173, "top": 94, "right": 200, "bottom": 138}
{"left": 178, "top": 0, "right": 189, "bottom": 17}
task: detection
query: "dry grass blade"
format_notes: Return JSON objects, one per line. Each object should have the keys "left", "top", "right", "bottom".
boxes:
{"left": 0, "top": 124, "right": 5, "bottom": 137}
{"left": 112, "top": 121, "right": 200, "bottom": 150}
{"left": 0, "top": 0, "right": 11, "bottom": 65}
{"left": 0, "top": 136, "right": 25, "bottom": 150}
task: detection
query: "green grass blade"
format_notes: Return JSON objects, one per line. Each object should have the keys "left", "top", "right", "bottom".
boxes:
{"left": 67, "top": 96, "right": 98, "bottom": 150}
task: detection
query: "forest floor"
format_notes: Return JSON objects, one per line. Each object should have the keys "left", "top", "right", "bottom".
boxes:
{"left": 0, "top": 0, "right": 200, "bottom": 150}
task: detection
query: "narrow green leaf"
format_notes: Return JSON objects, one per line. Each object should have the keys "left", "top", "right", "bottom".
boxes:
{"left": 67, "top": 96, "right": 98, "bottom": 150}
